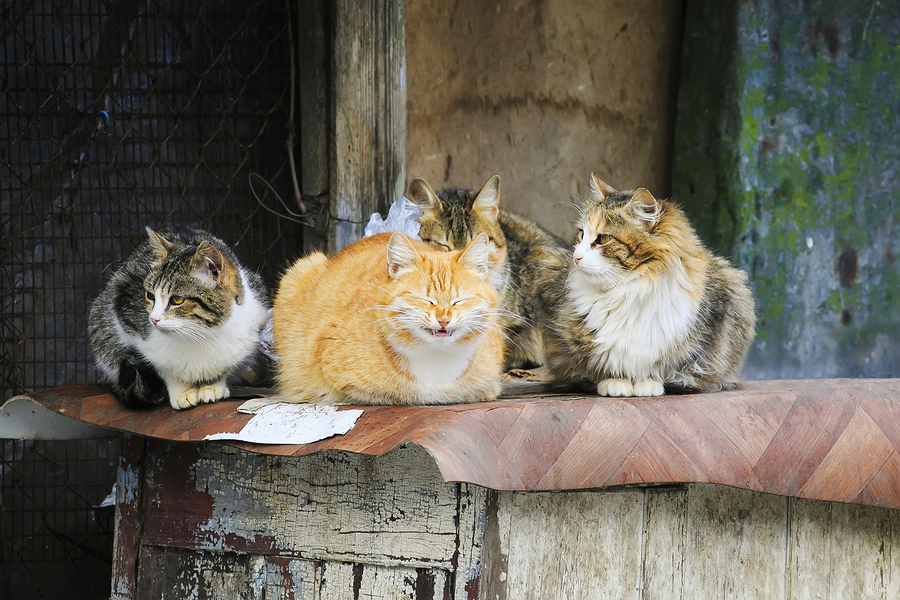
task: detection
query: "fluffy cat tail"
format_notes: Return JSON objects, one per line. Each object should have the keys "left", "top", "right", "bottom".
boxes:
{"left": 110, "top": 354, "right": 169, "bottom": 408}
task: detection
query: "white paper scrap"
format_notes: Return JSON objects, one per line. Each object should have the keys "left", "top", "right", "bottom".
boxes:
{"left": 204, "top": 402, "right": 363, "bottom": 445}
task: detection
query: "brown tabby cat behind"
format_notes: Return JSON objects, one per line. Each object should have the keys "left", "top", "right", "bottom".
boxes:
{"left": 538, "top": 175, "right": 756, "bottom": 396}
{"left": 408, "top": 175, "right": 564, "bottom": 370}
{"left": 273, "top": 232, "right": 504, "bottom": 405}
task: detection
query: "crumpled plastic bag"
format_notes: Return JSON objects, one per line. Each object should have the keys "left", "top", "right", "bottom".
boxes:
{"left": 364, "top": 196, "right": 423, "bottom": 240}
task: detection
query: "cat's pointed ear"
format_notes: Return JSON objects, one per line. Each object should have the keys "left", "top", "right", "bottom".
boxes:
{"left": 459, "top": 233, "right": 491, "bottom": 279}
{"left": 629, "top": 188, "right": 662, "bottom": 226}
{"left": 146, "top": 227, "right": 176, "bottom": 261}
{"left": 191, "top": 241, "right": 225, "bottom": 285}
{"left": 387, "top": 232, "right": 421, "bottom": 278}
{"left": 407, "top": 178, "right": 442, "bottom": 215}
{"left": 589, "top": 174, "right": 617, "bottom": 200}
{"left": 472, "top": 175, "right": 500, "bottom": 218}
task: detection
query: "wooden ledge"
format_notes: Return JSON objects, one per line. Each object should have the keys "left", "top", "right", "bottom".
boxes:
{"left": 4, "top": 379, "right": 900, "bottom": 508}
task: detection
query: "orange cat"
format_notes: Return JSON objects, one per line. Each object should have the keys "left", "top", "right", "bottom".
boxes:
{"left": 273, "top": 232, "right": 504, "bottom": 405}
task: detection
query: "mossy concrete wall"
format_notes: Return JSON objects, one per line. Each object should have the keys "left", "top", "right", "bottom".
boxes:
{"left": 673, "top": 1, "right": 900, "bottom": 379}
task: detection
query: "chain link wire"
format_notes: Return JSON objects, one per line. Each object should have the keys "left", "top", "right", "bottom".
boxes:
{"left": 1, "top": 0, "right": 302, "bottom": 596}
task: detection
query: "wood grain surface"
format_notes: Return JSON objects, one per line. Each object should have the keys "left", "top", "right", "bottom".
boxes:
{"left": 13, "top": 378, "right": 900, "bottom": 508}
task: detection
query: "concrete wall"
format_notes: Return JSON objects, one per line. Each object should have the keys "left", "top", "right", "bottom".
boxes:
{"left": 406, "top": 0, "right": 684, "bottom": 239}
{"left": 673, "top": 0, "right": 900, "bottom": 379}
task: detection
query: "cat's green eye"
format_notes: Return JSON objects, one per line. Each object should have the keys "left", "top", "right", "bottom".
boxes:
{"left": 593, "top": 234, "right": 612, "bottom": 246}
{"left": 170, "top": 296, "right": 185, "bottom": 306}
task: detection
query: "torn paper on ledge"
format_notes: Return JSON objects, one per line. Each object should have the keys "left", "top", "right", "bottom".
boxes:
{"left": 204, "top": 400, "right": 364, "bottom": 445}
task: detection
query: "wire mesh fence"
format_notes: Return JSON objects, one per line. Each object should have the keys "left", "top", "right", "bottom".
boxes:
{"left": 0, "top": 439, "right": 118, "bottom": 599}
{"left": 1, "top": 0, "right": 303, "bottom": 597}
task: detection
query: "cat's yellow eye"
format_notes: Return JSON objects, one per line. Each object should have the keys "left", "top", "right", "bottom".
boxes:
{"left": 170, "top": 296, "right": 185, "bottom": 305}
{"left": 145, "top": 291, "right": 154, "bottom": 303}
{"left": 593, "top": 234, "right": 612, "bottom": 246}
{"left": 576, "top": 230, "right": 584, "bottom": 243}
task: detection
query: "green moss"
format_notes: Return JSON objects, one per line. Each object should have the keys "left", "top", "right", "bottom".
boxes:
{"left": 674, "top": 0, "right": 900, "bottom": 378}
{"left": 825, "top": 290, "right": 842, "bottom": 314}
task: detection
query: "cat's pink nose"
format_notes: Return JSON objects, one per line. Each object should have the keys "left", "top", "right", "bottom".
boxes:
{"left": 573, "top": 255, "right": 582, "bottom": 265}
{"left": 150, "top": 317, "right": 160, "bottom": 326}
{"left": 437, "top": 316, "right": 450, "bottom": 328}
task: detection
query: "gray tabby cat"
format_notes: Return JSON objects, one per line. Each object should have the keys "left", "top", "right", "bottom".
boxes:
{"left": 537, "top": 175, "right": 756, "bottom": 396}
{"left": 408, "top": 175, "right": 564, "bottom": 370}
{"left": 88, "top": 227, "right": 269, "bottom": 410}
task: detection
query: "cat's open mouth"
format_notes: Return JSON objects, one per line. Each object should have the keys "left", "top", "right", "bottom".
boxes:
{"left": 430, "top": 328, "right": 451, "bottom": 338}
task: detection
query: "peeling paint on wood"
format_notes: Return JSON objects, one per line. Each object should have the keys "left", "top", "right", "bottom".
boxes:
{"left": 142, "top": 442, "right": 460, "bottom": 568}
{"left": 115, "top": 437, "right": 900, "bottom": 599}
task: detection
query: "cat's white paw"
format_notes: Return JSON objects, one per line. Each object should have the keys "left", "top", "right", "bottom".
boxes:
{"left": 597, "top": 378, "right": 634, "bottom": 397}
{"left": 632, "top": 379, "right": 665, "bottom": 397}
{"left": 171, "top": 387, "right": 200, "bottom": 410}
{"left": 197, "top": 381, "right": 230, "bottom": 404}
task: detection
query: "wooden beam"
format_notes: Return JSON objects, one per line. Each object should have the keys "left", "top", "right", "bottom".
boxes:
{"left": 296, "top": 0, "right": 329, "bottom": 253}
{"left": 329, "top": 0, "right": 406, "bottom": 251}
{"left": 111, "top": 434, "right": 146, "bottom": 600}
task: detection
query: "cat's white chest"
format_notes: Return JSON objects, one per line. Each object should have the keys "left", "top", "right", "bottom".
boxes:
{"left": 396, "top": 342, "right": 477, "bottom": 401}
{"left": 568, "top": 269, "right": 697, "bottom": 377}
{"left": 130, "top": 274, "right": 267, "bottom": 383}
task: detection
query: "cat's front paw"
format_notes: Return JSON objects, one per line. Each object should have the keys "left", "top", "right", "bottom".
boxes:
{"left": 197, "top": 381, "right": 230, "bottom": 404}
{"left": 632, "top": 379, "right": 664, "bottom": 397}
{"left": 170, "top": 387, "right": 201, "bottom": 410}
{"left": 597, "top": 378, "right": 633, "bottom": 397}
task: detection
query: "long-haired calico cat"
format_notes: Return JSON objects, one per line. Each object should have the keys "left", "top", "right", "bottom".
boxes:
{"left": 540, "top": 175, "right": 756, "bottom": 396}
{"left": 408, "top": 175, "right": 563, "bottom": 370}
{"left": 273, "top": 232, "right": 504, "bottom": 405}
{"left": 88, "top": 228, "right": 269, "bottom": 410}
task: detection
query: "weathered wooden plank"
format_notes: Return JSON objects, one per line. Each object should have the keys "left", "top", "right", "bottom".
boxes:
{"left": 296, "top": 0, "right": 329, "bottom": 252}
{"left": 140, "top": 442, "right": 461, "bottom": 569}
{"left": 679, "top": 485, "right": 786, "bottom": 600}
{"left": 454, "top": 483, "right": 490, "bottom": 600}
{"left": 330, "top": 0, "right": 406, "bottom": 251}
{"left": 689, "top": 394, "right": 777, "bottom": 466}
{"left": 787, "top": 498, "right": 900, "bottom": 600}
{"left": 641, "top": 488, "right": 689, "bottom": 600}
{"left": 112, "top": 434, "right": 144, "bottom": 600}
{"left": 319, "top": 562, "right": 448, "bottom": 600}
{"left": 136, "top": 547, "right": 318, "bottom": 600}
{"left": 498, "top": 490, "right": 644, "bottom": 600}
